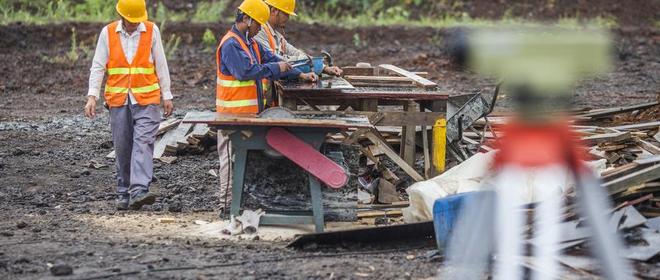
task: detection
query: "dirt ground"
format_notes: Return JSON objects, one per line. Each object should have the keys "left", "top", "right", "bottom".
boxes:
{"left": 0, "top": 18, "right": 658, "bottom": 279}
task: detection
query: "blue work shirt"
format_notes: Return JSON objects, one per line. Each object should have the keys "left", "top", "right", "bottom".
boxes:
{"left": 219, "top": 25, "right": 300, "bottom": 110}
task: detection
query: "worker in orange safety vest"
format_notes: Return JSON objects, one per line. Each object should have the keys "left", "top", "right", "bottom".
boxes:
{"left": 84, "top": 0, "right": 174, "bottom": 210}
{"left": 215, "top": 0, "right": 317, "bottom": 213}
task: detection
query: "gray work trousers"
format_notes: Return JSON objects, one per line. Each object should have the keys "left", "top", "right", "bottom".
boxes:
{"left": 217, "top": 131, "right": 232, "bottom": 205}
{"left": 110, "top": 104, "right": 161, "bottom": 195}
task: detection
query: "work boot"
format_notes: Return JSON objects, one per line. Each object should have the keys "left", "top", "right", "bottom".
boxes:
{"left": 116, "top": 193, "right": 130, "bottom": 210}
{"left": 129, "top": 190, "right": 156, "bottom": 210}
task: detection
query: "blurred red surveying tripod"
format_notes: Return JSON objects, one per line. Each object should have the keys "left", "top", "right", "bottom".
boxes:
{"left": 439, "top": 27, "right": 632, "bottom": 280}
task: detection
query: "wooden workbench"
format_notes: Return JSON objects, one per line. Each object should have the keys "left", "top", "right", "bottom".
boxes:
{"left": 277, "top": 66, "right": 448, "bottom": 178}
{"left": 183, "top": 111, "right": 371, "bottom": 232}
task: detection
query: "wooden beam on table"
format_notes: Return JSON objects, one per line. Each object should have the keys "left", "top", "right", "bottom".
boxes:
{"left": 342, "top": 66, "right": 376, "bottom": 76}
{"left": 344, "top": 75, "right": 416, "bottom": 85}
{"left": 349, "top": 82, "right": 417, "bottom": 88}
{"left": 183, "top": 111, "right": 372, "bottom": 129}
{"left": 296, "top": 110, "right": 445, "bottom": 126}
{"left": 378, "top": 64, "right": 437, "bottom": 89}
{"left": 364, "top": 131, "right": 424, "bottom": 182}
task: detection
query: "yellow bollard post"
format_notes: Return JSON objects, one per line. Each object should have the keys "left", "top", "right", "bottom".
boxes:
{"left": 433, "top": 119, "right": 447, "bottom": 174}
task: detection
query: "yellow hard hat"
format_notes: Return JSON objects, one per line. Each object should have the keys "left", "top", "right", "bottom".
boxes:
{"left": 239, "top": 0, "right": 270, "bottom": 25}
{"left": 264, "top": 0, "right": 297, "bottom": 16}
{"left": 116, "top": 0, "right": 148, "bottom": 23}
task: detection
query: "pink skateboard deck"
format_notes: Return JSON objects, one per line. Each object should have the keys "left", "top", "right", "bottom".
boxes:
{"left": 266, "top": 127, "right": 348, "bottom": 189}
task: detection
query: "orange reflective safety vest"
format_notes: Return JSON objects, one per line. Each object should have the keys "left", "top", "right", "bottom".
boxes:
{"left": 104, "top": 21, "right": 161, "bottom": 107}
{"left": 263, "top": 25, "right": 277, "bottom": 54}
{"left": 216, "top": 31, "right": 269, "bottom": 113}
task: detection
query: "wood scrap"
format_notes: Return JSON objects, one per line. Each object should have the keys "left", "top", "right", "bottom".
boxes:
{"left": 636, "top": 139, "right": 660, "bottom": 155}
{"left": 579, "top": 101, "right": 659, "bottom": 119}
{"left": 357, "top": 209, "right": 403, "bottom": 219}
{"left": 378, "top": 64, "right": 437, "bottom": 89}
{"left": 364, "top": 131, "right": 424, "bottom": 182}
{"left": 582, "top": 131, "right": 631, "bottom": 145}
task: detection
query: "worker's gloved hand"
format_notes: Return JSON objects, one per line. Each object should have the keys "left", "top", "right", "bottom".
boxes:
{"left": 84, "top": 96, "right": 97, "bottom": 119}
{"left": 323, "top": 66, "right": 343, "bottom": 77}
{"left": 299, "top": 72, "right": 318, "bottom": 83}
{"left": 162, "top": 99, "right": 174, "bottom": 117}
{"left": 278, "top": 61, "right": 292, "bottom": 72}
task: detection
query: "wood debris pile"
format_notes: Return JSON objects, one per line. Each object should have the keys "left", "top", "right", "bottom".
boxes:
{"left": 461, "top": 102, "right": 660, "bottom": 217}
{"left": 106, "top": 113, "right": 217, "bottom": 164}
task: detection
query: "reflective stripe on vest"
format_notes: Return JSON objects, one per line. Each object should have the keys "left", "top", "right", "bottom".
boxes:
{"left": 106, "top": 83, "right": 160, "bottom": 94}
{"left": 217, "top": 78, "right": 256, "bottom": 87}
{"left": 216, "top": 78, "right": 268, "bottom": 89}
{"left": 216, "top": 99, "right": 259, "bottom": 108}
{"left": 107, "top": 67, "right": 155, "bottom": 75}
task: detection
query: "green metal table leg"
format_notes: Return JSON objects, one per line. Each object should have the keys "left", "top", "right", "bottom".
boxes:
{"left": 230, "top": 148, "right": 248, "bottom": 217}
{"left": 308, "top": 174, "right": 325, "bottom": 233}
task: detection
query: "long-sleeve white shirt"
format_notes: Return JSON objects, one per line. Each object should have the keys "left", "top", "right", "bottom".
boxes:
{"left": 87, "top": 21, "right": 172, "bottom": 104}
{"left": 254, "top": 23, "right": 308, "bottom": 62}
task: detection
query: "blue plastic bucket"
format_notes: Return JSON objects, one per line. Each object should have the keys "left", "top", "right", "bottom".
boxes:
{"left": 292, "top": 57, "right": 324, "bottom": 75}
{"left": 433, "top": 191, "right": 492, "bottom": 250}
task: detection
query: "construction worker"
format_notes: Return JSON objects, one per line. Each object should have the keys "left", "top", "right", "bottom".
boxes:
{"left": 255, "top": 0, "right": 343, "bottom": 77}
{"left": 216, "top": 0, "right": 317, "bottom": 212}
{"left": 84, "top": 0, "right": 173, "bottom": 210}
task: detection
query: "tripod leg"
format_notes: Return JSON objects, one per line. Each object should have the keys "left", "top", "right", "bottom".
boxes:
{"left": 575, "top": 171, "right": 632, "bottom": 280}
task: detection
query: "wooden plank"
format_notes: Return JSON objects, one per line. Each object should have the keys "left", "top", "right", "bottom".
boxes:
{"left": 401, "top": 101, "right": 416, "bottom": 167}
{"left": 183, "top": 111, "right": 372, "bottom": 129}
{"left": 295, "top": 110, "right": 445, "bottom": 126}
{"left": 604, "top": 164, "right": 660, "bottom": 195}
{"left": 378, "top": 64, "right": 437, "bottom": 88}
{"left": 636, "top": 139, "right": 660, "bottom": 155}
{"left": 582, "top": 132, "right": 631, "bottom": 145}
{"left": 422, "top": 123, "right": 431, "bottom": 179}
{"left": 349, "top": 82, "right": 417, "bottom": 88}
{"left": 345, "top": 75, "right": 415, "bottom": 82}
{"left": 609, "top": 121, "right": 660, "bottom": 131}
{"left": 344, "top": 75, "right": 415, "bottom": 86}
{"left": 154, "top": 119, "right": 194, "bottom": 159}
{"left": 357, "top": 209, "right": 402, "bottom": 218}
{"left": 462, "top": 136, "right": 495, "bottom": 152}
{"left": 357, "top": 201, "right": 409, "bottom": 209}
{"left": 580, "top": 102, "right": 659, "bottom": 119}
{"left": 360, "top": 99, "right": 378, "bottom": 111}
{"left": 365, "top": 131, "right": 424, "bottom": 182}
{"left": 342, "top": 66, "right": 376, "bottom": 76}
{"left": 189, "top": 123, "right": 210, "bottom": 138}
{"left": 157, "top": 118, "right": 182, "bottom": 136}
{"left": 280, "top": 90, "right": 449, "bottom": 101}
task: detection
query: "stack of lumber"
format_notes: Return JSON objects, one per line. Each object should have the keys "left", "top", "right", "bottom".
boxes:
{"left": 106, "top": 112, "right": 216, "bottom": 163}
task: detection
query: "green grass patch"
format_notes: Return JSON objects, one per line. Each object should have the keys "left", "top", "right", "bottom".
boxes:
{"left": 0, "top": 0, "right": 623, "bottom": 30}
{"left": 192, "top": 0, "right": 228, "bottom": 23}
{"left": 295, "top": 12, "right": 619, "bottom": 30}
{"left": 0, "top": 0, "right": 223, "bottom": 25}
